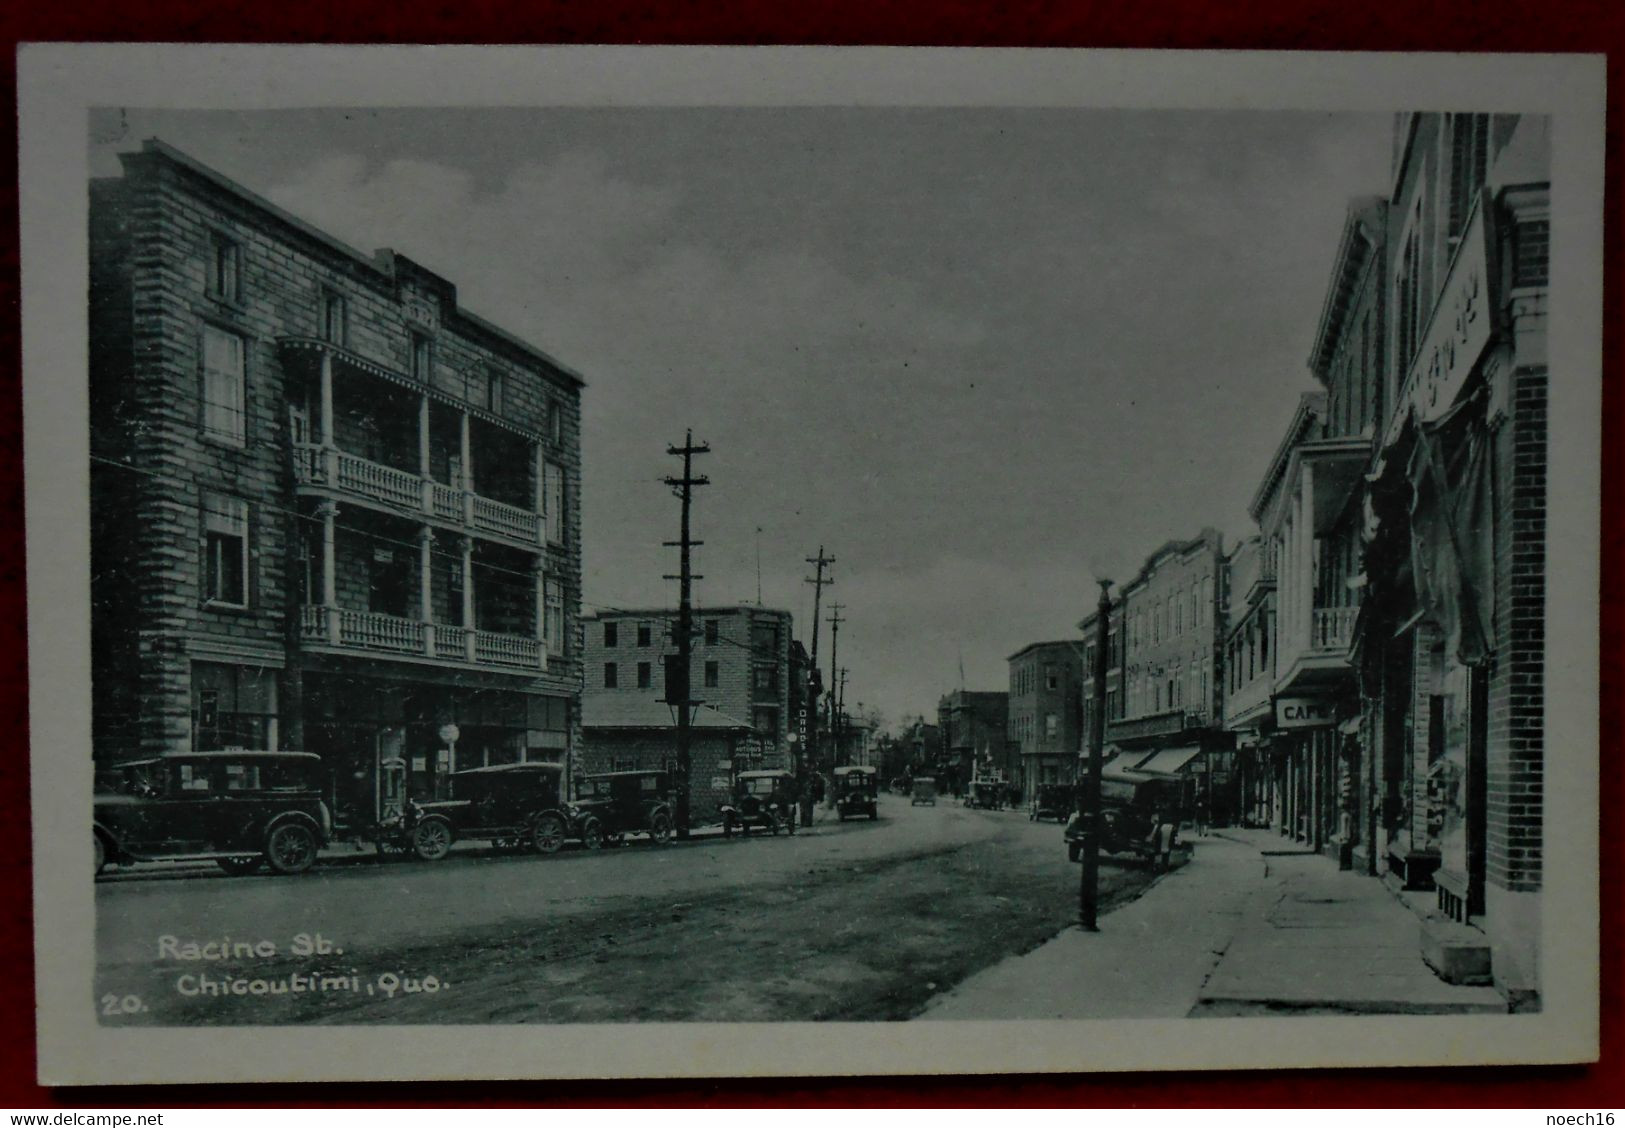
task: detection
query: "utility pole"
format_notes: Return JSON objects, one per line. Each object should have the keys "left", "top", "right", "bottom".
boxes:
{"left": 1079, "top": 578, "right": 1112, "bottom": 930}
{"left": 826, "top": 602, "right": 845, "bottom": 778}
{"left": 663, "top": 430, "right": 709, "bottom": 840}
{"left": 802, "top": 548, "right": 834, "bottom": 827}
{"left": 836, "top": 666, "right": 850, "bottom": 767}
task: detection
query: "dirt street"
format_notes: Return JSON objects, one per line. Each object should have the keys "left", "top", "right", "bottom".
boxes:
{"left": 95, "top": 797, "right": 1162, "bottom": 1024}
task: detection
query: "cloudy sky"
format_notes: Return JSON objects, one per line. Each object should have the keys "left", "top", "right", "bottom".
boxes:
{"left": 91, "top": 107, "right": 1391, "bottom": 726}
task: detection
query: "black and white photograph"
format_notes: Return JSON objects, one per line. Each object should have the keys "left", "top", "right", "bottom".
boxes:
{"left": 19, "top": 46, "right": 1604, "bottom": 1084}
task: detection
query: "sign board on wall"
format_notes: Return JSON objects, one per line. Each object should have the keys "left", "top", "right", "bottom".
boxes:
{"left": 1275, "top": 696, "right": 1336, "bottom": 729}
{"left": 1384, "top": 188, "right": 1500, "bottom": 448}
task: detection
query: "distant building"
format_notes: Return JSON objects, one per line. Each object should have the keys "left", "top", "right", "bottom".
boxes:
{"left": 1007, "top": 641, "right": 1085, "bottom": 792}
{"left": 1101, "top": 529, "right": 1230, "bottom": 818}
{"left": 577, "top": 696, "right": 754, "bottom": 820}
{"left": 937, "top": 690, "right": 1014, "bottom": 787}
{"left": 582, "top": 605, "right": 795, "bottom": 769}
{"left": 1076, "top": 608, "right": 1124, "bottom": 757}
{"left": 1221, "top": 535, "right": 1277, "bottom": 827}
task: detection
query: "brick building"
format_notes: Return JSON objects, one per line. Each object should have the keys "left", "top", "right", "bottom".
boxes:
{"left": 1007, "top": 641, "right": 1085, "bottom": 793}
{"left": 581, "top": 605, "right": 796, "bottom": 771}
{"left": 1101, "top": 529, "right": 1231, "bottom": 818}
{"left": 89, "top": 140, "right": 584, "bottom": 833}
{"left": 1351, "top": 113, "right": 1549, "bottom": 1004}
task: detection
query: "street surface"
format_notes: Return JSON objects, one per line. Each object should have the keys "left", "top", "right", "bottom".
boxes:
{"left": 95, "top": 796, "right": 1162, "bottom": 1024}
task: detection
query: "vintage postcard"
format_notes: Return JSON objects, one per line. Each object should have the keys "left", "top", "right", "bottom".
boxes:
{"left": 19, "top": 45, "right": 1604, "bottom": 1085}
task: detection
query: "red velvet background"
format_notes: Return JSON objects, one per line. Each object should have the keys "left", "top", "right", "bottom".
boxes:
{"left": 0, "top": 3, "right": 1618, "bottom": 1109}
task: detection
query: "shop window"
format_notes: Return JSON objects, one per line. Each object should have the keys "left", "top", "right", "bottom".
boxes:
{"left": 191, "top": 663, "right": 276, "bottom": 750}
{"left": 201, "top": 323, "right": 246, "bottom": 445}
{"left": 202, "top": 491, "right": 249, "bottom": 608}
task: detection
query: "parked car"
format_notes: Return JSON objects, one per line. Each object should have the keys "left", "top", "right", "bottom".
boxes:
{"left": 1029, "top": 782, "right": 1075, "bottom": 823}
{"left": 910, "top": 776, "right": 938, "bottom": 806}
{"left": 93, "top": 751, "right": 332, "bottom": 877}
{"left": 833, "top": 765, "right": 879, "bottom": 821}
{"left": 569, "top": 770, "right": 676, "bottom": 849}
{"left": 965, "top": 778, "right": 1005, "bottom": 810}
{"left": 392, "top": 762, "right": 571, "bottom": 861}
{"left": 1063, "top": 772, "right": 1183, "bottom": 870}
{"left": 720, "top": 770, "right": 798, "bottom": 837}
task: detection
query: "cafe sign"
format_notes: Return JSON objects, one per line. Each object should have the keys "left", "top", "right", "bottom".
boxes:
{"left": 1385, "top": 190, "right": 1501, "bottom": 448}
{"left": 1276, "top": 696, "right": 1336, "bottom": 730}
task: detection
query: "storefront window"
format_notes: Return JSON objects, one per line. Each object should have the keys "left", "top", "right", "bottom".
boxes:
{"left": 1431, "top": 656, "right": 1472, "bottom": 873}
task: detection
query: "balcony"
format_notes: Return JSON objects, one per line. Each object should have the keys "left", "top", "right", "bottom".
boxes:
{"left": 294, "top": 443, "right": 542, "bottom": 546}
{"left": 1274, "top": 604, "right": 1358, "bottom": 693}
{"left": 299, "top": 606, "right": 544, "bottom": 671}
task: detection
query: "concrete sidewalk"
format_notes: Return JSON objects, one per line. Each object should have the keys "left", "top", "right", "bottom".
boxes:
{"left": 918, "top": 828, "right": 1505, "bottom": 1020}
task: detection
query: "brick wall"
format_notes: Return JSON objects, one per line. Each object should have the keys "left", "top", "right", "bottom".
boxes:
{"left": 1486, "top": 367, "right": 1547, "bottom": 892}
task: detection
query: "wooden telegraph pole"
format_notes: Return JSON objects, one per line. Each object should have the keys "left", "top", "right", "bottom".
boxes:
{"left": 663, "top": 430, "right": 709, "bottom": 839}
{"left": 802, "top": 549, "right": 834, "bottom": 827}
{"left": 826, "top": 602, "right": 845, "bottom": 776}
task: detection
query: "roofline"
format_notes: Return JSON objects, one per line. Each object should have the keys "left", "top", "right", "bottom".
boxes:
{"left": 1247, "top": 392, "right": 1324, "bottom": 523}
{"left": 1307, "top": 196, "right": 1387, "bottom": 382}
{"left": 1006, "top": 639, "right": 1087, "bottom": 662}
{"left": 1114, "top": 527, "right": 1225, "bottom": 598}
{"left": 121, "top": 139, "right": 587, "bottom": 390}
{"left": 584, "top": 605, "right": 794, "bottom": 620}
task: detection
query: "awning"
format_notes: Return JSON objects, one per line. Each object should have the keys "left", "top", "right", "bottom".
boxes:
{"left": 1133, "top": 745, "right": 1205, "bottom": 776}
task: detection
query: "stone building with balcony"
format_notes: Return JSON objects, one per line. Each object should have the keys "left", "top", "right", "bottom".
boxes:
{"left": 1101, "top": 529, "right": 1232, "bottom": 821}
{"left": 89, "top": 140, "right": 584, "bottom": 833}
{"left": 580, "top": 605, "right": 797, "bottom": 790}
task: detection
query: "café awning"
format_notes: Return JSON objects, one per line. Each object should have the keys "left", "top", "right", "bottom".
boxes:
{"left": 1133, "top": 745, "right": 1205, "bottom": 777}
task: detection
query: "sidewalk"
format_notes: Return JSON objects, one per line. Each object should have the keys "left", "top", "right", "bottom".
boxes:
{"left": 918, "top": 828, "right": 1505, "bottom": 1020}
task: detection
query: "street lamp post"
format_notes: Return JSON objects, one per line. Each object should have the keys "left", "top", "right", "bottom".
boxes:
{"left": 1079, "top": 578, "right": 1112, "bottom": 931}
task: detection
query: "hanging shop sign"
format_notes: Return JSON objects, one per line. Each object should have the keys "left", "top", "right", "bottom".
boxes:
{"left": 1384, "top": 190, "right": 1501, "bottom": 449}
{"left": 1275, "top": 696, "right": 1336, "bottom": 730}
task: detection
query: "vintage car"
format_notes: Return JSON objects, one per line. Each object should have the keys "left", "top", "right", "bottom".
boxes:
{"left": 1063, "top": 770, "right": 1184, "bottom": 870}
{"left": 910, "top": 775, "right": 938, "bottom": 807}
{"left": 1029, "top": 782, "right": 1075, "bottom": 823}
{"left": 93, "top": 751, "right": 332, "bottom": 877}
{"left": 965, "top": 777, "right": 1005, "bottom": 810}
{"left": 833, "top": 765, "right": 879, "bottom": 821}
{"left": 393, "top": 762, "right": 571, "bottom": 861}
{"left": 569, "top": 770, "right": 677, "bottom": 849}
{"left": 720, "top": 770, "right": 798, "bottom": 837}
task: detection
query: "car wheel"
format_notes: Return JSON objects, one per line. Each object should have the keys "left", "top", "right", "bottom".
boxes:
{"left": 766, "top": 812, "right": 783, "bottom": 836}
{"left": 1067, "top": 842, "right": 1081, "bottom": 863}
{"left": 265, "top": 822, "right": 320, "bottom": 875}
{"left": 93, "top": 834, "right": 107, "bottom": 876}
{"left": 722, "top": 815, "right": 734, "bottom": 840}
{"left": 648, "top": 811, "right": 673, "bottom": 845}
{"left": 411, "top": 818, "right": 453, "bottom": 863}
{"left": 216, "top": 856, "right": 262, "bottom": 876}
{"left": 580, "top": 817, "right": 604, "bottom": 851}
{"left": 532, "top": 813, "right": 567, "bottom": 855}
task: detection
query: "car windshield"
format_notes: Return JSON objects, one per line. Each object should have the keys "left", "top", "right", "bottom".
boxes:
{"left": 741, "top": 777, "right": 780, "bottom": 795}
{"left": 840, "top": 774, "right": 873, "bottom": 791}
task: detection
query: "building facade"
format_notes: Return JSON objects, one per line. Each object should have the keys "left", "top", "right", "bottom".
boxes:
{"left": 1220, "top": 535, "right": 1277, "bottom": 827}
{"left": 89, "top": 140, "right": 584, "bottom": 833}
{"left": 937, "top": 690, "right": 1014, "bottom": 788}
{"left": 581, "top": 605, "right": 796, "bottom": 770}
{"left": 1102, "top": 529, "right": 1231, "bottom": 820}
{"left": 1354, "top": 113, "right": 1549, "bottom": 1004}
{"left": 1007, "top": 642, "right": 1085, "bottom": 793}
{"left": 1076, "top": 609, "right": 1123, "bottom": 761}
